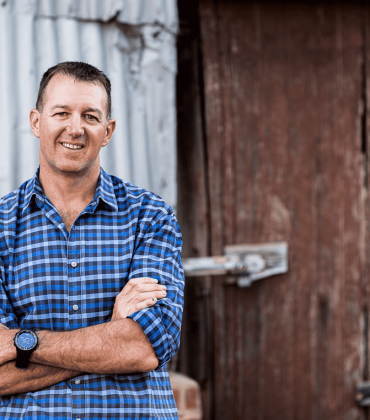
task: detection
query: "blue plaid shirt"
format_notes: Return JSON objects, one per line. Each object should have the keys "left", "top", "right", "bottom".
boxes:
{"left": 0, "top": 168, "right": 184, "bottom": 419}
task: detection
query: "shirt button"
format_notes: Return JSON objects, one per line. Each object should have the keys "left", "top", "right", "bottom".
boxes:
{"left": 71, "top": 261, "right": 78, "bottom": 268}
{"left": 76, "top": 418, "right": 82, "bottom": 420}
{"left": 74, "top": 378, "right": 81, "bottom": 385}
{"left": 73, "top": 304, "right": 79, "bottom": 311}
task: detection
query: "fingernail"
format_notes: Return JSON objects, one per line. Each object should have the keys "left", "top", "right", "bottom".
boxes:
{"left": 152, "top": 279, "right": 158, "bottom": 283}
{"left": 152, "top": 297, "right": 157, "bottom": 302}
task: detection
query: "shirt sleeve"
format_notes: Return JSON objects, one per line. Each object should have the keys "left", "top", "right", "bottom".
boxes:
{"left": 127, "top": 208, "right": 184, "bottom": 368}
{"left": 0, "top": 256, "right": 19, "bottom": 329}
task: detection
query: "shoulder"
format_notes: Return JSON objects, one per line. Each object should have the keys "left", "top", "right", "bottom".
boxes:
{"left": 109, "top": 174, "right": 175, "bottom": 222}
{"left": 0, "top": 180, "right": 29, "bottom": 223}
{"left": 0, "top": 180, "right": 30, "bottom": 254}
{"left": 107, "top": 176, "right": 182, "bottom": 251}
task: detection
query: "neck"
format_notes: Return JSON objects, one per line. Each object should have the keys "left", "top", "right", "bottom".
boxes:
{"left": 38, "top": 164, "right": 100, "bottom": 208}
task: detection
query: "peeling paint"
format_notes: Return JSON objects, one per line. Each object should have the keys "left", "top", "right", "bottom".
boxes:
{"left": 269, "top": 195, "right": 291, "bottom": 234}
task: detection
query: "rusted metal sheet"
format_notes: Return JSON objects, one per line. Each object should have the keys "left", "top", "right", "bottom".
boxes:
{"left": 36, "top": 0, "right": 178, "bottom": 31}
{"left": 186, "top": 1, "right": 368, "bottom": 419}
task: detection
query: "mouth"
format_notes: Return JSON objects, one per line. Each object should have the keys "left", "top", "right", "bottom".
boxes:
{"left": 61, "top": 143, "right": 84, "bottom": 150}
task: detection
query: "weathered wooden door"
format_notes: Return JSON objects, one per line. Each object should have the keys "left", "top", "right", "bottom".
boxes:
{"left": 177, "top": 1, "right": 370, "bottom": 419}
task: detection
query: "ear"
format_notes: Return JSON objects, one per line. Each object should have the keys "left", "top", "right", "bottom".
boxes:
{"left": 30, "top": 109, "right": 41, "bottom": 138}
{"left": 101, "top": 118, "right": 116, "bottom": 147}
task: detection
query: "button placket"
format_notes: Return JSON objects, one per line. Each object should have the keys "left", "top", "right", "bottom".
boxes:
{"left": 67, "top": 225, "right": 82, "bottom": 326}
{"left": 71, "top": 376, "right": 84, "bottom": 420}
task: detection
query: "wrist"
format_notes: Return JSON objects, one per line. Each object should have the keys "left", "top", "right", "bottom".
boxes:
{"left": 7, "top": 329, "right": 19, "bottom": 362}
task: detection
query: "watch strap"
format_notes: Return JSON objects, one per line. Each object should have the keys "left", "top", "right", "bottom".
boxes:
{"left": 15, "top": 348, "right": 32, "bottom": 369}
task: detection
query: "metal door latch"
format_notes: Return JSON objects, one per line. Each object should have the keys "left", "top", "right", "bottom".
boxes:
{"left": 356, "top": 383, "right": 370, "bottom": 406}
{"left": 182, "top": 242, "right": 288, "bottom": 287}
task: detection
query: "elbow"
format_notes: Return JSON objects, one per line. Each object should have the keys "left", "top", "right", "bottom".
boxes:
{"left": 141, "top": 353, "right": 159, "bottom": 372}
{"left": 126, "top": 345, "right": 159, "bottom": 373}
{"left": 0, "top": 381, "right": 11, "bottom": 397}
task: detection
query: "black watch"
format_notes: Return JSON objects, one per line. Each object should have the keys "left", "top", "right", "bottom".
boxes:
{"left": 14, "top": 330, "right": 38, "bottom": 369}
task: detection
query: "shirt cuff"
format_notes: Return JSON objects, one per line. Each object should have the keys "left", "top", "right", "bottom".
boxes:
{"left": 0, "top": 313, "right": 19, "bottom": 329}
{"left": 127, "top": 306, "right": 174, "bottom": 368}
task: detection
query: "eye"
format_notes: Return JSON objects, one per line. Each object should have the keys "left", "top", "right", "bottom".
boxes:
{"left": 86, "top": 114, "right": 98, "bottom": 122}
{"left": 55, "top": 112, "right": 67, "bottom": 117}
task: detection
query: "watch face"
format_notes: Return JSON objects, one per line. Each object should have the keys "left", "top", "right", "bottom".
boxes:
{"left": 16, "top": 331, "right": 37, "bottom": 350}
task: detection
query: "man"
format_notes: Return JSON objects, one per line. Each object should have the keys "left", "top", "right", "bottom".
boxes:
{"left": 0, "top": 62, "right": 184, "bottom": 419}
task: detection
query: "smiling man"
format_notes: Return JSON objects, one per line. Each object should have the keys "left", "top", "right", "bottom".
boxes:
{"left": 0, "top": 62, "right": 184, "bottom": 419}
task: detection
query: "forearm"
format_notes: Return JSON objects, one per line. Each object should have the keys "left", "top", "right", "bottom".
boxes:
{"left": 30, "top": 319, "right": 158, "bottom": 374}
{"left": 0, "top": 361, "right": 81, "bottom": 396}
{"left": 0, "top": 278, "right": 161, "bottom": 379}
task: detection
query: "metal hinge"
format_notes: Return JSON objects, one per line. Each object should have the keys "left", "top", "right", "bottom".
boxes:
{"left": 356, "top": 383, "right": 370, "bottom": 406}
{"left": 182, "top": 242, "right": 288, "bottom": 287}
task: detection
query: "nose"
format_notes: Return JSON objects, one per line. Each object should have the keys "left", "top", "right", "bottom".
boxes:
{"left": 66, "top": 114, "right": 84, "bottom": 137}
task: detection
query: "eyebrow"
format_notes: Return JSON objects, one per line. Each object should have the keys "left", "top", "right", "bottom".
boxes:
{"left": 51, "top": 104, "right": 68, "bottom": 110}
{"left": 51, "top": 105, "right": 103, "bottom": 119}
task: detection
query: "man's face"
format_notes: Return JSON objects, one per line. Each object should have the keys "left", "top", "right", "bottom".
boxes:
{"left": 30, "top": 74, "right": 115, "bottom": 177}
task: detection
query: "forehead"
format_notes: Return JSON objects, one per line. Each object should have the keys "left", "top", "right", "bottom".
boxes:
{"left": 44, "top": 74, "right": 107, "bottom": 113}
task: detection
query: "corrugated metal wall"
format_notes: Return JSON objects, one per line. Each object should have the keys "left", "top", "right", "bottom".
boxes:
{"left": 0, "top": 0, "right": 178, "bottom": 210}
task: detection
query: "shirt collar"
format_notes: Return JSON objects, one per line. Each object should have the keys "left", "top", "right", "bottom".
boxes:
{"left": 91, "top": 167, "right": 118, "bottom": 212}
{"left": 22, "top": 167, "right": 118, "bottom": 214}
{"left": 23, "top": 167, "right": 45, "bottom": 213}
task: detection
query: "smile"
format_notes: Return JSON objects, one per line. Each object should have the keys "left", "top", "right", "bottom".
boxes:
{"left": 62, "top": 143, "right": 83, "bottom": 150}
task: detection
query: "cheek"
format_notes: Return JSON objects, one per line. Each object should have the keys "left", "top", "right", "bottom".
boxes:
{"left": 40, "top": 124, "right": 64, "bottom": 143}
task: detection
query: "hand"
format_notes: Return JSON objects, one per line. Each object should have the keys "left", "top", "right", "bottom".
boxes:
{"left": 111, "top": 277, "right": 167, "bottom": 321}
{"left": 0, "top": 323, "right": 17, "bottom": 366}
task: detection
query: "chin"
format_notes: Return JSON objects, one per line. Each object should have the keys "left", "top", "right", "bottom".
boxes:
{"left": 41, "top": 154, "right": 99, "bottom": 175}
{"left": 53, "top": 163, "right": 88, "bottom": 174}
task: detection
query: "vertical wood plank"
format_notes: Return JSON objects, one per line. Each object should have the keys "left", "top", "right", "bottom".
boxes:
{"left": 217, "top": 3, "right": 294, "bottom": 419}
{"left": 223, "top": 4, "right": 265, "bottom": 418}
{"left": 198, "top": 0, "right": 225, "bottom": 257}
{"left": 336, "top": 7, "right": 365, "bottom": 420}
{"left": 214, "top": 3, "right": 239, "bottom": 419}
{"left": 198, "top": 1, "right": 228, "bottom": 419}
{"left": 285, "top": 6, "right": 319, "bottom": 419}
{"left": 176, "top": 1, "right": 212, "bottom": 418}
{"left": 247, "top": 5, "right": 293, "bottom": 419}
{"left": 314, "top": 7, "right": 343, "bottom": 417}
{"left": 361, "top": 5, "right": 370, "bottom": 420}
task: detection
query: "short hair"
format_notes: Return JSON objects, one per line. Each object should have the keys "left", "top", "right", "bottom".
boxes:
{"left": 36, "top": 61, "right": 112, "bottom": 119}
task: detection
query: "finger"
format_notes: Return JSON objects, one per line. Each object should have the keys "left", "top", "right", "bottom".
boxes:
{"left": 135, "top": 290, "right": 167, "bottom": 303}
{"left": 117, "top": 283, "right": 166, "bottom": 299}
{"left": 127, "top": 277, "right": 158, "bottom": 286}
{"left": 135, "top": 297, "right": 160, "bottom": 311}
{"left": 115, "top": 287, "right": 166, "bottom": 310}
{"left": 119, "top": 278, "right": 160, "bottom": 295}
{"left": 134, "top": 283, "right": 166, "bottom": 293}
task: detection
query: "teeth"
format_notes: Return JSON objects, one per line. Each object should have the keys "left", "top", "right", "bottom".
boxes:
{"left": 62, "top": 143, "right": 82, "bottom": 150}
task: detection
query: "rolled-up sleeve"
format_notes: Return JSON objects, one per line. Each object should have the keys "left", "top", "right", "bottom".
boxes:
{"left": 127, "top": 209, "right": 184, "bottom": 368}
{"left": 0, "top": 256, "right": 19, "bottom": 329}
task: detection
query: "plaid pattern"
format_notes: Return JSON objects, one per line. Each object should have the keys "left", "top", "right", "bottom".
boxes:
{"left": 0, "top": 168, "right": 184, "bottom": 419}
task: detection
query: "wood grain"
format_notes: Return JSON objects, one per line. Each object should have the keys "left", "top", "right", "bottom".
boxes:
{"left": 194, "top": 1, "right": 368, "bottom": 419}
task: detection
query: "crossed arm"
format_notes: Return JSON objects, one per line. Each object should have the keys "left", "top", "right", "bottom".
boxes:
{"left": 0, "top": 277, "right": 167, "bottom": 396}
